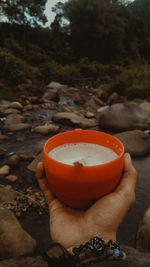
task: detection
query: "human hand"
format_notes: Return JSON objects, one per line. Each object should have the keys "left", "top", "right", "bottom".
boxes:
{"left": 36, "top": 153, "right": 137, "bottom": 249}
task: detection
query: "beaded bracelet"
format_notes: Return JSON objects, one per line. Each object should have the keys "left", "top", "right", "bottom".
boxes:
{"left": 67, "top": 237, "right": 126, "bottom": 264}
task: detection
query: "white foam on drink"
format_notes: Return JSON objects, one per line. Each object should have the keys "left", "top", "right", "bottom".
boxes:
{"left": 48, "top": 143, "right": 118, "bottom": 166}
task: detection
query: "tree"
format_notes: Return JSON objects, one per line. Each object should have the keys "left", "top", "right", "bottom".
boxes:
{"left": 128, "top": 0, "right": 150, "bottom": 29}
{"left": 0, "top": 0, "right": 48, "bottom": 26}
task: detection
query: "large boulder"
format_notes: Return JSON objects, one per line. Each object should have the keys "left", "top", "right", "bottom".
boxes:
{"left": 122, "top": 246, "right": 150, "bottom": 267}
{"left": 136, "top": 206, "right": 150, "bottom": 253}
{"left": 97, "top": 102, "right": 150, "bottom": 131}
{"left": 0, "top": 208, "right": 36, "bottom": 259}
{"left": 115, "top": 130, "right": 150, "bottom": 157}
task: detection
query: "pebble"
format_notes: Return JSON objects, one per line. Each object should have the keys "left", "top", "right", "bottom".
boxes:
{"left": 85, "top": 112, "right": 95, "bottom": 118}
{"left": 33, "top": 124, "right": 60, "bottom": 135}
{"left": 8, "top": 101, "right": 23, "bottom": 109}
{"left": 8, "top": 154, "right": 20, "bottom": 166}
{"left": 0, "top": 165, "right": 10, "bottom": 176}
{"left": 5, "top": 175, "right": 18, "bottom": 182}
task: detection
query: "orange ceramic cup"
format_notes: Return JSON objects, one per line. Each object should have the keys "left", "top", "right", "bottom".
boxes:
{"left": 43, "top": 129, "right": 124, "bottom": 209}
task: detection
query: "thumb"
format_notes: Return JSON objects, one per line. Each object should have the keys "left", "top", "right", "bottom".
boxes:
{"left": 116, "top": 153, "right": 138, "bottom": 193}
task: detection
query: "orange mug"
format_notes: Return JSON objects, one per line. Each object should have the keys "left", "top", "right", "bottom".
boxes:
{"left": 43, "top": 129, "right": 124, "bottom": 209}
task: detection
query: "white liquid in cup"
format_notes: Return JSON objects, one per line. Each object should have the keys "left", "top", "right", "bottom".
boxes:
{"left": 48, "top": 142, "right": 118, "bottom": 166}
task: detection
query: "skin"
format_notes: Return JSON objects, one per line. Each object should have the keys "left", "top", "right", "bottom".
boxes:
{"left": 36, "top": 153, "right": 137, "bottom": 249}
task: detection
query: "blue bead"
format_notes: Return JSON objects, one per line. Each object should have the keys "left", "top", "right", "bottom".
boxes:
{"left": 113, "top": 248, "right": 120, "bottom": 257}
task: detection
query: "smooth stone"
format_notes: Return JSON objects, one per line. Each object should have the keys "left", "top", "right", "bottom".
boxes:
{"left": 0, "top": 187, "right": 16, "bottom": 205}
{"left": 115, "top": 130, "right": 150, "bottom": 157}
{"left": 53, "top": 112, "right": 83, "bottom": 126}
{"left": 5, "top": 175, "right": 18, "bottom": 182}
{"left": 5, "top": 123, "right": 30, "bottom": 131}
{"left": 0, "top": 208, "right": 36, "bottom": 259}
{"left": 8, "top": 154, "right": 20, "bottom": 166}
{"left": 85, "top": 112, "right": 95, "bottom": 118}
{"left": 23, "top": 104, "right": 33, "bottom": 111}
{"left": 41, "top": 102, "right": 55, "bottom": 110}
{"left": 97, "top": 102, "right": 150, "bottom": 131}
{"left": 140, "top": 101, "right": 150, "bottom": 112}
{"left": 47, "top": 81, "right": 67, "bottom": 90}
{"left": 8, "top": 101, "right": 23, "bottom": 109}
{"left": 136, "top": 206, "right": 150, "bottom": 253}
{"left": 3, "top": 108, "right": 20, "bottom": 114}
{"left": 0, "top": 165, "right": 10, "bottom": 176}
{"left": 5, "top": 114, "right": 25, "bottom": 125}
{"left": 33, "top": 124, "right": 60, "bottom": 135}
{"left": 80, "top": 118, "right": 99, "bottom": 128}
{"left": 122, "top": 246, "right": 150, "bottom": 266}
{"left": 27, "top": 152, "right": 43, "bottom": 172}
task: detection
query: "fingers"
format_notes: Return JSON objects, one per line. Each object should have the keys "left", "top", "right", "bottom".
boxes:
{"left": 116, "top": 153, "right": 138, "bottom": 196}
{"left": 36, "top": 162, "right": 55, "bottom": 206}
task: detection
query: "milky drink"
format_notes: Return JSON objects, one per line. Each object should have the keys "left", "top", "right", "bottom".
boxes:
{"left": 48, "top": 142, "right": 118, "bottom": 166}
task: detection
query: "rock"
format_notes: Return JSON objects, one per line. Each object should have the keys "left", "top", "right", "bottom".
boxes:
{"left": 5, "top": 114, "right": 25, "bottom": 125}
{"left": 122, "top": 245, "right": 150, "bottom": 267}
{"left": 0, "top": 135, "right": 8, "bottom": 141}
{"left": 85, "top": 112, "right": 95, "bottom": 118}
{"left": 3, "top": 108, "right": 20, "bottom": 115}
{"left": 97, "top": 102, "right": 150, "bottom": 131}
{"left": 41, "top": 102, "right": 55, "bottom": 110}
{"left": 0, "top": 165, "right": 10, "bottom": 176}
{"left": 53, "top": 112, "right": 83, "bottom": 126}
{"left": 8, "top": 101, "right": 23, "bottom": 109}
{"left": 5, "top": 123, "right": 30, "bottom": 131}
{"left": 0, "top": 208, "right": 36, "bottom": 259}
{"left": 0, "top": 255, "right": 48, "bottom": 267}
{"left": 115, "top": 130, "right": 150, "bottom": 157}
{"left": 0, "top": 100, "right": 11, "bottom": 107}
{"left": 80, "top": 118, "right": 99, "bottom": 128}
{"left": 23, "top": 104, "right": 33, "bottom": 111}
{"left": 47, "top": 81, "right": 67, "bottom": 90}
{"left": 43, "top": 89, "right": 59, "bottom": 102}
{"left": 0, "top": 187, "right": 16, "bottom": 205}
{"left": 0, "top": 146, "right": 5, "bottom": 156}
{"left": 33, "top": 124, "right": 60, "bottom": 135}
{"left": 140, "top": 101, "right": 150, "bottom": 112}
{"left": 136, "top": 206, "right": 150, "bottom": 253}
{"left": 8, "top": 154, "right": 20, "bottom": 166}
{"left": 5, "top": 175, "right": 18, "bottom": 182}
{"left": 27, "top": 152, "right": 43, "bottom": 172}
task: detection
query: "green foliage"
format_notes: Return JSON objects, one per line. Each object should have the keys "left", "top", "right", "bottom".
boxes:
{"left": 104, "top": 64, "right": 150, "bottom": 99}
{"left": 40, "top": 61, "right": 80, "bottom": 84}
{"left": 0, "top": 49, "right": 31, "bottom": 84}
